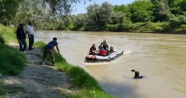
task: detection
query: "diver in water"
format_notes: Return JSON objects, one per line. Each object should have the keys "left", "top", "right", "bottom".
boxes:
{"left": 131, "top": 69, "right": 143, "bottom": 79}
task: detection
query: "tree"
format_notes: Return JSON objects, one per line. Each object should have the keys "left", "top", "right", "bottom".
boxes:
{"left": 0, "top": 0, "right": 21, "bottom": 25}
{"left": 73, "top": 14, "right": 86, "bottom": 30}
{"left": 42, "top": 0, "right": 91, "bottom": 16}
{"left": 97, "top": 2, "right": 113, "bottom": 26}
{"left": 113, "top": 4, "right": 131, "bottom": 18}
{"left": 86, "top": 4, "right": 100, "bottom": 25}
{"left": 151, "top": 0, "right": 171, "bottom": 21}
{"left": 170, "top": 0, "right": 186, "bottom": 15}
{"left": 86, "top": 2, "right": 113, "bottom": 26}
{"left": 128, "top": 0, "right": 154, "bottom": 22}
{"left": 1, "top": 0, "right": 91, "bottom": 26}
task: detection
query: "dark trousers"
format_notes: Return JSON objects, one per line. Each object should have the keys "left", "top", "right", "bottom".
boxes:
{"left": 42, "top": 48, "right": 55, "bottom": 64}
{"left": 29, "top": 34, "right": 34, "bottom": 50}
{"left": 19, "top": 39, "right": 27, "bottom": 51}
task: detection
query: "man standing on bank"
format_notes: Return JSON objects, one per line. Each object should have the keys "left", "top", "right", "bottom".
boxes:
{"left": 41, "top": 37, "right": 60, "bottom": 66}
{"left": 27, "top": 21, "right": 35, "bottom": 50}
{"left": 16, "top": 24, "right": 27, "bottom": 52}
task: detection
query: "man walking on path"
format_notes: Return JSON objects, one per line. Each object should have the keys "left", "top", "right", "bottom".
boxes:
{"left": 41, "top": 37, "right": 60, "bottom": 66}
{"left": 27, "top": 21, "right": 35, "bottom": 50}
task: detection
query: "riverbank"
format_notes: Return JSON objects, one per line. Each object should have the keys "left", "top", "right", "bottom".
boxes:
{"left": 1, "top": 42, "right": 113, "bottom": 97}
{"left": 34, "top": 41, "right": 113, "bottom": 97}
{"left": 4, "top": 45, "right": 78, "bottom": 98}
{"left": 3, "top": 44, "right": 76, "bottom": 97}
{"left": 57, "top": 22, "right": 186, "bottom": 34}
{"left": 0, "top": 24, "right": 113, "bottom": 97}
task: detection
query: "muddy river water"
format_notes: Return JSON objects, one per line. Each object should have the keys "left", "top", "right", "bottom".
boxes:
{"left": 35, "top": 31, "right": 186, "bottom": 98}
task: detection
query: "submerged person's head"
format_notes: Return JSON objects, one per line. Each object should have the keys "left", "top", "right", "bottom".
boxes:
{"left": 53, "top": 37, "right": 57, "bottom": 41}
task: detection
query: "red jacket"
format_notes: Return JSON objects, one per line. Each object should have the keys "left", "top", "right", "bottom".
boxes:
{"left": 98, "top": 49, "right": 106, "bottom": 56}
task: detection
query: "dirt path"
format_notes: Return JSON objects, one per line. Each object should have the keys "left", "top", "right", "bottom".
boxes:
{"left": 3, "top": 45, "right": 76, "bottom": 98}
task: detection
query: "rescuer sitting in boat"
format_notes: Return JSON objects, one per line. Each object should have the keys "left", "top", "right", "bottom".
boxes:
{"left": 89, "top": 44, "right": 97, "bottom": 55}
{"left": 98, "top": 45, "right": 107, "bottom": 56}
{"left": 109, "top": 46, "right": 115, "bottom": 54}
{"left": 100, "top": 40, "right": 109, "bottom": 54}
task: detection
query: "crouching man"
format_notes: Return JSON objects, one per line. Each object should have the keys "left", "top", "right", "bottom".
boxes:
{"left": 40, "top": 37, "right": 60, "bottom": 66}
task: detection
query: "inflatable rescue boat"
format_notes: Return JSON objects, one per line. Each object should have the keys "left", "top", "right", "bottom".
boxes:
{"left": 85, "top": 50, "right": 123, "bottom": 61}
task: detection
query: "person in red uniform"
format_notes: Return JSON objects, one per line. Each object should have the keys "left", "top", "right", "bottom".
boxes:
{"left": 98, "top": 46, "right": 106, "bottom": 56}
{"left": 89, "top": 44, "right": 97, "bottom": 55}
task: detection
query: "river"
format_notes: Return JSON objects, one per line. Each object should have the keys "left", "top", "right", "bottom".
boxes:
{"left": 35, "top": 31, "right": 186, "bottom": 98}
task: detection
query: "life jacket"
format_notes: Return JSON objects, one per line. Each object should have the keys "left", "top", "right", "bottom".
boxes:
{"left": 98, "top": 49, "right": 106, "bottom": 56}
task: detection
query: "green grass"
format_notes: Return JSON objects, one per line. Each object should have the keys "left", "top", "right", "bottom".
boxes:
{"left": 34, "top": 41, "right": 114, "bottom": 98}
{"left": 0, "top": 24, "right": 27, "bottom": 97}
{"left": 0, "top": 44, "right": 27, "bottom": 75}
{"left": 0, "top": 79, "right": 6, "bottom": 96}
{"left": 0, "top": 24, "right": 27, "bottom": 76}
{"left": 0, "top": 24, "right": 16, "bottom": 44}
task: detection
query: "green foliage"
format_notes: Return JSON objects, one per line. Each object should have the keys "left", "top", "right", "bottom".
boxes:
{"left": 73, "top": 14, "right": 86, "bottom": 30}
{"left": 170, "top": 0, "right": 186, "bottom": 15}
{"left": 0, "top": 24, "right": 16, "bottom": 44}
{"left": 0, "top": 0, "right": 21, "bottom": 25}
{"left": 0, "top": 44, "right": 26, "bottom": 75}
{"left": 34, "top": 41, "right": 46, "bottom": 49}
{"left": 34, "top": 41, "right": 113, "bottom": 98}
{"left": 167, "top": 15, "right": 186, "bottom": 32}
{"left": 128, "top": 0, "right": 154, "bottom": 22}
{"left": 106, "top": 24, "right": 125, "bottom": 32}
{"left": 0, "top": 79, "right": 6, "bottom": 96}
{"left": 2, "top": 0, "right": 91, "bottom": 28}
{"left": 85, "top": 2, "right": 113, "bottom": 29}
{"left": 113, "top": 4, "right": 128, "bottom": 14}
{"left": 0, "top": 33, "right": 5, "bottom": 44}
{"left": 2, "top": 0, "right": 186, "bottom": 33}
{"left": 152, "top": 22, "right": 166, "bottom": 32}
{"left": 151, "top": 0, "right": 171, "bottom": 22}
{"left": 175, "top": 24, "right": 186, "bottom": 32}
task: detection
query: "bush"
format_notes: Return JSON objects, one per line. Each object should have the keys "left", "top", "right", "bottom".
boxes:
{"left": 175, "top": 24, "right": 186, "bottom": 32}
{"left": 106, "top": 24, "right": 126, "bottom": 32}
{"left": 0, "top": 33, "right": 5, "bottom": 44}
{"left": 0, "top": 79, "right": 6, "bottom": 95}
{"left": 0, "top": 44, "right": 26, "bottom": 75}
{"left": 0, "top": 24, "right": 16, "bottom": 44}
{"left": 154, "top": 27, "right": 164, "bottom": 32}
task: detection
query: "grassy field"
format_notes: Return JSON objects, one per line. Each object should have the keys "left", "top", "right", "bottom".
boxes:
{"left": 34, "top": 41, "right": 114, "bottom": 98}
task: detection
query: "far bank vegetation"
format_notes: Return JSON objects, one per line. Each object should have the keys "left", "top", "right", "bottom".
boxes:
{"left": 1, "top": 0, "right": 186, "bottom": 33}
